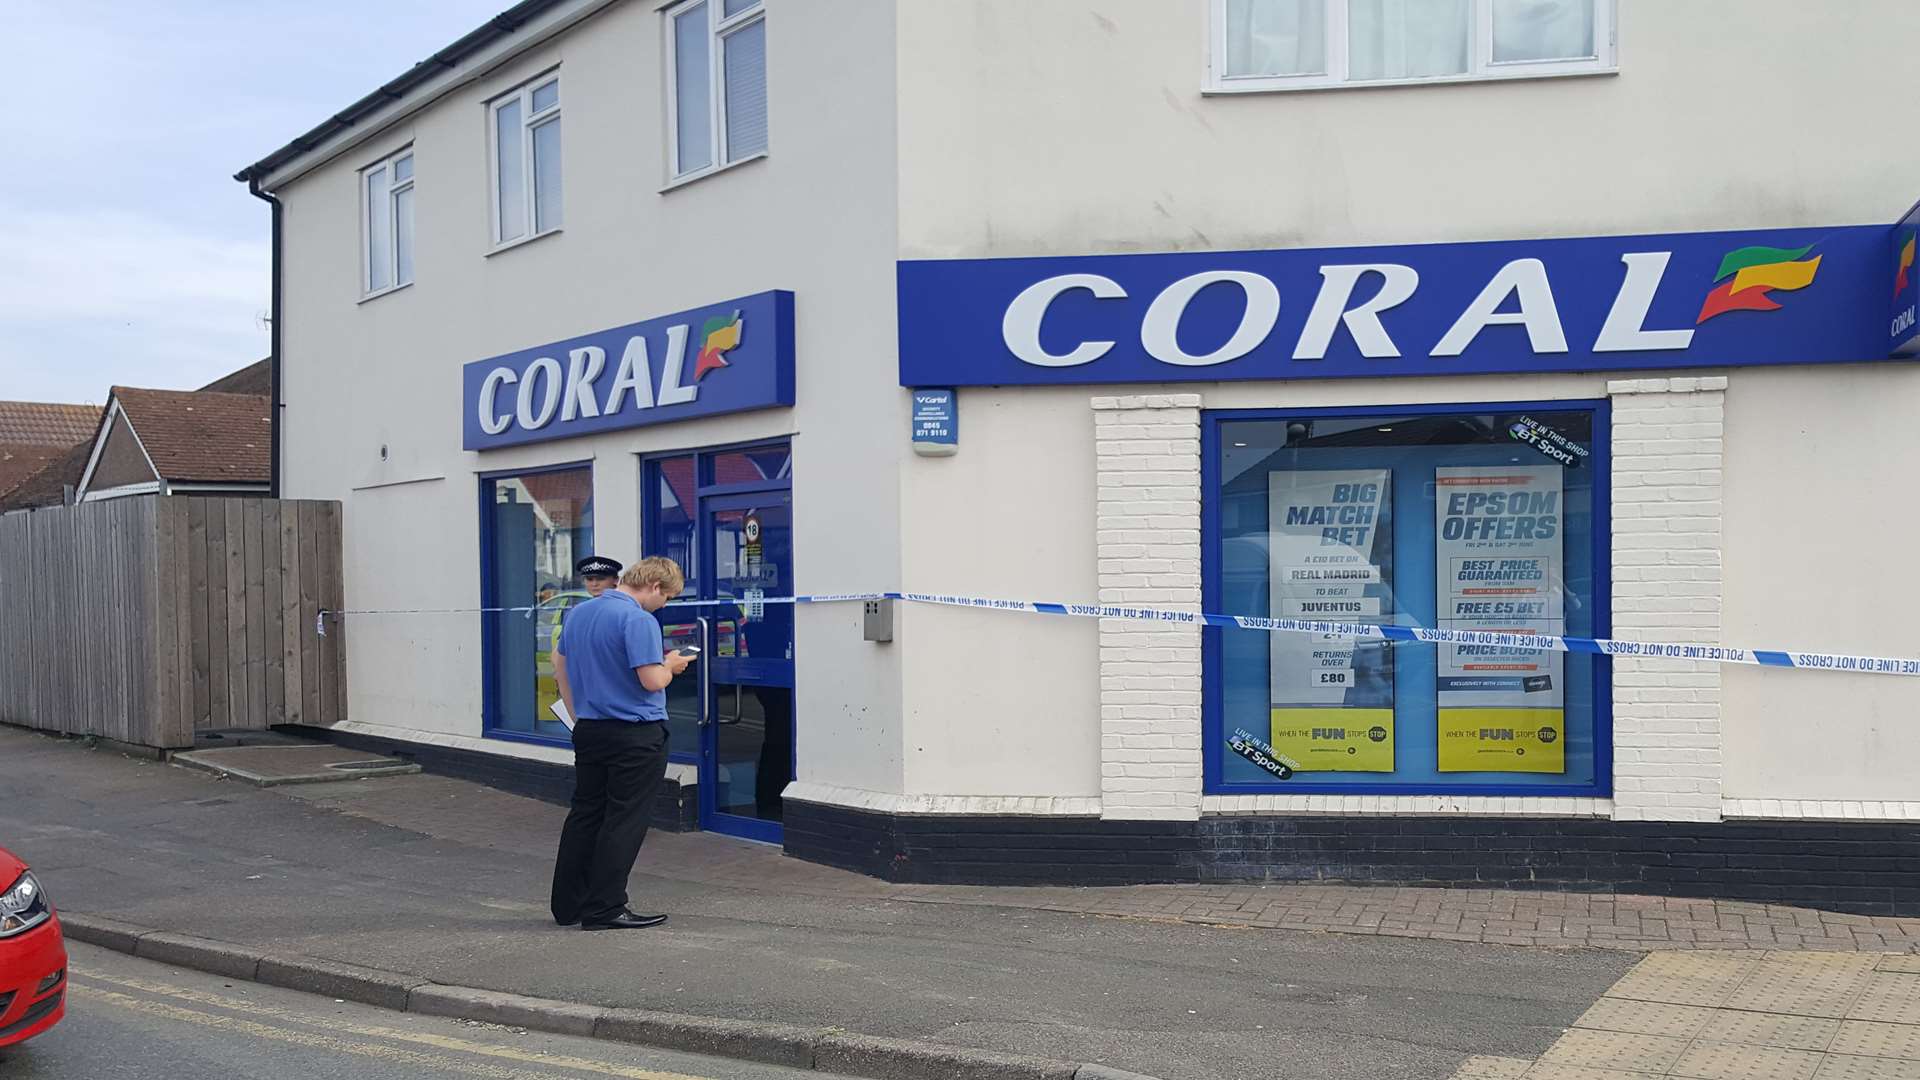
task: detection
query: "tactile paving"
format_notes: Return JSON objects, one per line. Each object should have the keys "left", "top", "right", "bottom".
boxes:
{"left": 1608, "top": 953, "right": 1759, "bottom": 1007}
{"left": 1520, "top": 950, "right": 1920, "bottom": 1080}
{"left": 1758, "top": 954, "right": 1884, "bottom": 985}
{"left": 1767, "top": 953, "right": 1884, "bottom": 972}
{"left": 1809, "top": 1053, "right": 1920, "bottom": 1080}
{"left": 1669, "top": 1040, "right": 1823, "bottom": 1080}
{"left": 1575, "top": 997, "right": 1714, "bottom": 1039}
{"left": 1521, "top": 1065, "right": 1663, "bottom": 1080}
{"left": 1697, "top": 1008, "right": 1841, "bottom": 1052}
{"left": 1539, "top": 1029, "right": 1689, "bottom": 1073}
{"left": 1725, "top": 961, "right": 1873, "bottom": 1018}
{"left": 1653, "top": 952, "right": 1764, "bottom": 979}
{"left": 1849, "top": 978, "right": 1920, "bottom": 1026}
{"left": 1831, "top": 1020, "right": 1920, "bottom": 1060}
{"left": 1448, "top": 1054, "right": 1531, "bottom": 1079}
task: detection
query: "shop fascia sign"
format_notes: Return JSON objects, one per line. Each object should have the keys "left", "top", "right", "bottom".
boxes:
{"left": 463, "top": 290, "right": 795, "bottom": 450}
{"left": 897, "top": 223, "right": 1911, "bottom": 386}
{"left": 1891, "top": 198, "right": 1920, "bottom": 355}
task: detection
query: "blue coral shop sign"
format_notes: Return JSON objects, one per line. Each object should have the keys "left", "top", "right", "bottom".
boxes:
{"left": 463, "top": 290, "right": 794, "bottom": 450}
{"left": 1892, "top": 199, "right": 1920, "bottom": 356}
{"left": 897, "top": 222, "right": 1919, "bottom": 387}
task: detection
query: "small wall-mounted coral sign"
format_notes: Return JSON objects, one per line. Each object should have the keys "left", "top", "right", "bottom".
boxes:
{"left": 910, "top": 387, "right": 957, "bottom": 457}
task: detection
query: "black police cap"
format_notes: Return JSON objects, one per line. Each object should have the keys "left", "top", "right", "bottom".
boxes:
{"left": 576, "top": 556, "right": 622, "bottom": 578}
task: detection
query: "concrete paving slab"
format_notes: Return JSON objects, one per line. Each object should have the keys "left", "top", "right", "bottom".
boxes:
{"left": 1520, "top": 1065, "right": 1662, "bottom": 1079}
{"left": 1832, "top": 1021, "right": 1920, "bottom": 1061}
{"left": 1538, "top": 1028, "right": 1689, "bottom": 1074}
{"left": 1670, "top": 1040, "right": 1824, "bottom": 1080}
{"left": 1452, "top": 949, "right": 1920, "bottom": 1080}
{"left": 1572, "top": 997, "right": 1714, "bottom": 1040}
{"left": 1605, "top": 953, "right": 1761, "bottom": 1008}
{"left": 1811, "top": 1054, "right": 1920, "bottom": 1079}
{"left": 173, "top": 744, "right": 421, "bottom": 786}
{"left": 1723, "top": 973, "right": 1867, "bottom": 1020}
{"left": 1850, "top": 987, "right": 1920, "bottom": 1026}
{"left": 1696, "top": 1009, "right": 1841, "bottom": 1052}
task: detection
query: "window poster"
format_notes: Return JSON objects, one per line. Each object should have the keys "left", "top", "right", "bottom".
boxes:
{"left": 1433, "top": 465, "right": 1566, "bottom": 773}
{"left": 1267, "top": 469, "right": 1395, "bottom": 772}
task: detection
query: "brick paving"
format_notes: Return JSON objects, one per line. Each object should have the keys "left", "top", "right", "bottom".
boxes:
{"left": 898, "top": 883, "right": 1920, "bottom": 954}
{"left": 292, "top": 772, "right": 1920, "bottom": 955}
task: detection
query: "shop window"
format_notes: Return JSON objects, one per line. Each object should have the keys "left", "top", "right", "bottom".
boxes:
{"left": 360, "top": 148, "right": 413, "bottom": 297}
{"left": 708, "top": 445, "right": 790, "bottom": 488}
{"left": 666, "top": 0, "right": 768, "bottom": 183}
{"left": 1210, "top": 0, "right": 1612, "bottom": 93}
{"left": 652, "top": 455, "right": 697, "bottom": 575}
{"left": 648, "top": 455, "right": 701, "bottom": 751}
{"left": 489, "top": 73, "right": 562, "bottom": 248}
{"left": 1204, "top": 405, "right": 1607, "bottom": 795}
{"left": 482, "top": 464, "right": 593, "bottom": 741}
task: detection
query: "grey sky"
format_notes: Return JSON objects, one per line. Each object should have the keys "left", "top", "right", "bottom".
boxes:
{"left": 0, "top": 0, "right": 505, "bottom": 405}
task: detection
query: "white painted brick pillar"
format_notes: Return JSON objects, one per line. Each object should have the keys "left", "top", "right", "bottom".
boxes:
{"left": 1092, "top": 394, "right": 1204, "bottom": 821}
{"left": 1608, "top": 377, "right": 1727, "bottom": 822}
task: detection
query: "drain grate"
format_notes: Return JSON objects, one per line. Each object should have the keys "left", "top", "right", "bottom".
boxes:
{"left": 327, "top": 759, "right": 407, "bottom": 772}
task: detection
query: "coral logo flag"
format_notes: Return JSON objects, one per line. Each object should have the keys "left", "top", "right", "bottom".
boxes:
{"left": 695, "top": 311, "right": 744, "bottom": 380}
{"left": 1897, "top": 234, "right": 1915, "bottom": 297}
{"left": 1696, "top": 244, "right": 1823, "bottom": 323}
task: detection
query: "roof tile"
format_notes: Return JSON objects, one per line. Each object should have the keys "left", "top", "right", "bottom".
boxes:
{"left": 0, "top": 401, "right": 101, "bottom": 447}
{"left": 110, "top": 387, "right": 271, "bottom": 485}
{"left": 0, "top": 443, "right": 70, "bottom": 500}
{"left": 0, "top": 441, "right": 92, "bottom": 512}
{"left": 198, "top": 358, "right": 271, "bottom": 396}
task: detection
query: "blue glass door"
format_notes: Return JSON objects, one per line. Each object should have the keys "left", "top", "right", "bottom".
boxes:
{"left": 646, "top": 443, "right": 794, "bottom": 842}
{"left": 696, "top": 491, "right": 794, "bottom": 842}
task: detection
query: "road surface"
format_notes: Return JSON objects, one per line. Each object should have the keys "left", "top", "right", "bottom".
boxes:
{"left": 1, "top": 941, "right": 845, "bottom": 1080}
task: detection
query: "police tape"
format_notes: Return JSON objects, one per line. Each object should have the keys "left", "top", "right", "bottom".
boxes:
{"left": 316, "top": 591, "right": 1920, "bottom": 677}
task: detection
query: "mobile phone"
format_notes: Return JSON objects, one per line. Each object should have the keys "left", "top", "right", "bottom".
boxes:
{"left": 675, "top": 645, "right": 702, "bottom": 658}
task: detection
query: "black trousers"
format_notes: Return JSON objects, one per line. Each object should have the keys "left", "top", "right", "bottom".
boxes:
{"left": 550, "top": 719, "right": 669, "bottom": 925}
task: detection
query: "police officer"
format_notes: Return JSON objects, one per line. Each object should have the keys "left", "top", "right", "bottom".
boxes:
{"left": 552, "top": 556, "right": 622, "bottom": 654}
{"left": 577, "top": 556, "right": 621, "bottom": 598}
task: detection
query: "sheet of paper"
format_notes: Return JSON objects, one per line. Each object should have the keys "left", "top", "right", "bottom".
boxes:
{"left": 548, "top": 697, "right": 574, "bottom": 731}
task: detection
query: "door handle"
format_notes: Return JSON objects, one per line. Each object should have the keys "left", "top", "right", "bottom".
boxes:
{"left": 696, "top": 615, "right": 713, "bottom": 728}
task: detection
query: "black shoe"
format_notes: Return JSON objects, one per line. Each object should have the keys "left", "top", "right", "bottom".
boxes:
{"left": 581, "top": 910, "right": 668, "bottom": 931}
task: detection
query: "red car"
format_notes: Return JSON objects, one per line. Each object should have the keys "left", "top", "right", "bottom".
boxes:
{"left": 0, "top": 847, "right": 64, "bottom": 1047}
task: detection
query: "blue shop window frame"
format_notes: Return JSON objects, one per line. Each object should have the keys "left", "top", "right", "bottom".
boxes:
{"left": 1200, "top": 400, "right": 1613, "bottom": 798}
{"left": 480, "top": 459, "right": 595, "bottom": 751}
{"left": 640, "top": 436, "right": 795, "bottom": 771}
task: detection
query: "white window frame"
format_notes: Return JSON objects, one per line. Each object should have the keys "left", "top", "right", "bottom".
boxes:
{"left": 360, "top": 146, "right": 413, "bottom": 299}
{"left": 1205, "top": 0, "right": 1615, "bottom": 94}
{"left": 663, "top": 0, "right": 768, "bottom": 188}
{"left": 487, "top": 72, "right": 562, "bottom": 251}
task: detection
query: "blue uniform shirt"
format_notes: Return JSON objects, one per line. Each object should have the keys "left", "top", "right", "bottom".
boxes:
{"left": 558, "top": 590, "right": 666, "bottom": 722}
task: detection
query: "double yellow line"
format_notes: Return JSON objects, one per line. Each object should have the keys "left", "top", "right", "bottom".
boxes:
{"left": 68, "top": 969, "right": 728, "bottom": 1080}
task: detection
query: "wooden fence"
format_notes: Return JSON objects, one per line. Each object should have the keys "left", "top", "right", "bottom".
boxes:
{"left": 0, "top": 496, "right": 344, "bottom": 749}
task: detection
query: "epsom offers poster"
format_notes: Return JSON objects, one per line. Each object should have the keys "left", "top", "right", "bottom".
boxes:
{"left": 1267, "top": 469, "right": 1395, "bottom": 772}
{"left": 1433, "top": 465, "right": 1566, "bottom": 773}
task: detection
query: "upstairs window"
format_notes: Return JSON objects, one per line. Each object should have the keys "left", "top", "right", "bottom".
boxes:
{"left": 490, "top": 74, "right": 562, "bottom": 247}
{"left": 361, "top": 149, "right": 413, "bottom": 296}
{"left": 1210, "top": 0, "right": 1613, "bottom": 93}
{"left": 667, "top": 0, "right": 768, "bottom": 183}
